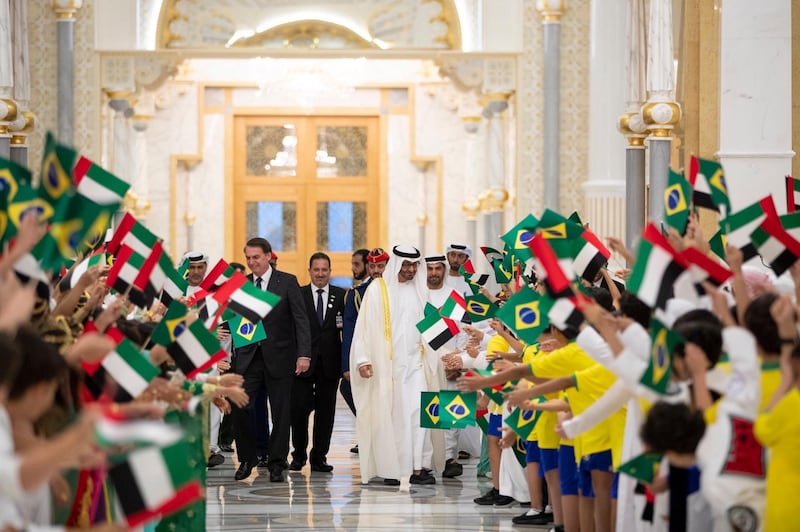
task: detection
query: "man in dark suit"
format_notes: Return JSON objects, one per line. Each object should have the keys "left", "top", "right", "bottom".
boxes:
{"left": 231, "top": 237, "right": 311, "bottom": 482}
{"left": 289, "top": 252, "right": 346, "bottom": 472}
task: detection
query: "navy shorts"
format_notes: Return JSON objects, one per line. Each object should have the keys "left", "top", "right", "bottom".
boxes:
{"left": 525, "top": 440, "right": 541, "bottom": 464}
{"left": 540, "top": 448, "right": 559, "bottom": 477}
{"left": 488, "top": 413, "right": 503, "bottom": 437}
{"left": 558, "top": 445, "right": 579, "bottom": 496}
{"left": 611, "top": 472, "right": 619, "bottom": 500}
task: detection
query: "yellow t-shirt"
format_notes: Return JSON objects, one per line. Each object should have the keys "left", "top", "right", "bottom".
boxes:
{"left": 522, "top": 344, "right": 560, "bottom": 449}
{"left": 754, "top": 388, "right": 800, "bottom": 531}
{"left": 706, "top": 360, "right": 782, "bottom": 424}
{"left": 487, "top": 334, "right": 510, "bottom": 415}
{"left": 570, "top": 363, "right": 619, "bottom": 459}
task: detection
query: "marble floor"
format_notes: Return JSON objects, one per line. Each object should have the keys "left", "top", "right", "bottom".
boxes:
{"left": 206, "top": 404, "right": 551, "bottom": 531}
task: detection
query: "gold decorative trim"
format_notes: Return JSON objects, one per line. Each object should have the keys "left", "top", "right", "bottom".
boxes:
{"left": 10, "top": 135, "right": 25, "bottom": 145}
{"left": 232, "top": 20, "right": 379, "bottom": 49}
{"left": 0, "top": 99, "right": 18, "bottom": 123}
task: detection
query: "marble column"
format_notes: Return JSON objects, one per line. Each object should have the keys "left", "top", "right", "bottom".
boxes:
{"left": 583, "top": 0, "right": 627, "bottom": 249}
{"left": 461, "top": 115, "right": 482, "bottom": 256}
{"left": 484, "top": 94, "right": 510, "bottom": 247}
{"left": 0, "top": 0, "right": 14, "bottom": 159}
{"left": 618, "top": 0, "right": 648, "bottom": 252}
{"left": 9, "top": 0, "right": 30, "bottom": 166}
{"left": 129, "top": 112, "right": 152, "bottom": 221}
{"left": 53, "top": 0, "right": 82, "bottom": 144}
{"left": 537, "top": 0, "right": 565, "bottom": 211}
{"left": 719, "top": 0, "right": 793, "bottom": 212}
{"left": 414, "top": 162, "right": 430, "bottom": 252}
{"left": 106, "top": 93, "right": 132, "bottom": 182}
{"left": 641, "top": 0, "right": 680, "bottom": 224}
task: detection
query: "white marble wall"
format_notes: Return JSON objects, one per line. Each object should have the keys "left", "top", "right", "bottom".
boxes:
{"left": 719, "top": 0, "right": 794, "bottom": 213}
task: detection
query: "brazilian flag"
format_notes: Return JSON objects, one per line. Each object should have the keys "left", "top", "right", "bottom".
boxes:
{"left": 663, "top": 169, "right": 692, "bottom": 233}
{"left": 709, "top": 229, "right": 727, "bottom": 261}
{"left": 151, "top": 301, "right": 190, "bottom": 347}
{"left": 506, "top": 398, "right": 545, "bottom": 440}
{"left": 641, "top": 319, "right": 682, "bottom": 394}
{"left": 7, "top": 182, "right": 54, "bottom": 237}
{"left": 536, "top": 209, "right": 584, "bottom": 241}
{"left": 501, "top": 214, "right": 539, "bottom": 263}
{"left": 465, "top": 293, "right": 496, "bottom": 322}
{"left": 439, "top": 390, "right": 477, "bottom": 428}
{"left": 495, "top": 286, "right": 554, "bottom": 345}
{"left": 567, "top": 211, "right": 583, "bottom": 227}
{"left": 617, "top": 452, "right": 663, "bottom": 484}
{"left": 512, "top": 436, "right": 527, "bottom": 467}
{"left": 0, "top": 157, "right": 32, "bottom": 238}
{"left": 38, "top": 132, "right": 78, "bottom": 212}
{"left": 420, "top": 391, "right": 441, "bottom": 429}
{"left": 230, "top": 315, "right": 266, "bottom": 348}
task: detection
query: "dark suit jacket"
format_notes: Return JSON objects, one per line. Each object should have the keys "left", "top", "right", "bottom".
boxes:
{"left": 234, "top": 269, "right": 312, "bottom": 378}
{"left": 340, "top": 279, "right": 371, "bottom": 374}
{"left": 300, "top": 284, "right": 345, "bottom": 381}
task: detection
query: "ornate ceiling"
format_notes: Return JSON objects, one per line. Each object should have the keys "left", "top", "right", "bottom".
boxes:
{"left": 157, "top": 0, "right": 462, "bottom": 50}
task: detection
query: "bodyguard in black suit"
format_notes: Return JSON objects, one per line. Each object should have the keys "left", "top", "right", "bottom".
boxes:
{"left": 290, "top": 252, "right": 346, "bottom": 472}
{"left": 232, "top": 237, "right": 311, "bottom": 482}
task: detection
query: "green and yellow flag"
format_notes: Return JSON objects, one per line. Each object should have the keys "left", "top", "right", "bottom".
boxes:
{"left": 501, "top": 214, "right": 539, "bottom": 263}
{"left": 617, "top": 452, "right": 663, "bottom": 484}
{"left": 641, "top": 319, "right": 682, "bottom": 394}
{"left": 663, "top": 169, "right": 692, "bottom": 233}
{"left": 38, "top": 132, "right": 78, "bottom": 213}
{"left": 464, "top": 293, "right": 497, "bottom": 322}
{"left": 420, "top": 392, "right": 441, "bottom": 429}
{"left": 230, "top": 315, "right": 266, "bottom": 348}
{"left": 495, "top": 286, "right": 554, "bottom": 345}
{"left": 438, "top": 390, "right": 476, "bottom": 428}
{"left": 506, "top": 398, "right": 546, "bottom": 440}
{"left": 151, "top": 301, "right": 190, "bottom": 347}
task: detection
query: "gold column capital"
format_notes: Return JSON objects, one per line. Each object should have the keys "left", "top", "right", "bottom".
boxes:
{"left": 641, "top": 101, "right": 682, "bottom": 138}
{"left": 52, "top": 0, "right": 83, "bottom": 20}
{"left": 618, "top": 111, "right": 648, "bottom": 147}
{"left": 536, "top": 0, "right": 566, "bottom": 22}
{"left": 462, "top": 198, "right": 481, "bottom": 220}
{"left": 486, "top": 187, "right": 509, "bottom": 212}
{"left": 0, "top": 99, "right": 18, "bottom": 124}
{"left": 416, "top": 214, "right": 429, "bottom": 226}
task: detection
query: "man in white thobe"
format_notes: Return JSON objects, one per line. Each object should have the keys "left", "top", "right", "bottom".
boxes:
{"left": 350, "top": 245, "right": 433, "bottom": 487}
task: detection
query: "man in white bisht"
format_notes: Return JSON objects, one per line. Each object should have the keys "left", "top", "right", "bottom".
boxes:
{"left": 350, "top": 245, "right": 433, "bottom": 487}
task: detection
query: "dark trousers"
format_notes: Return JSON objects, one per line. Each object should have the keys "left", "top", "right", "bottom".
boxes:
{"left": 339, "top": 378, "right": 356, "bottom": 416}
{"left": 290, "top": 375, "right": 339, "bottom": 464}
{"left": 232, "top": 354, "right": 292, "bottom": 471}
{"left": 218, "top": 410, "right": 235, "bottom": 446}
{"left": 252, "top": 387, "right": 270, "bottom": 458}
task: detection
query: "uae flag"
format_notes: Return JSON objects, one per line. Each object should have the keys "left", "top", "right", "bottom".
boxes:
{"left": 547, "top": 295, "right": 585, "bottom": 332}
{"left": 663, "top": 169, "right": 692, "bottom": 232}
{"left": 440, "top": 290, "right": 471, "bottom": 324}
{"left": 571, "top": 229, "right": 611, "bottom": 282}
{"left": 641, "top": 319, "right": 681, "bottom": 394}
{"left": 750, "top": 215, "right": 800, "bottom": 276}
{"left": 199, "top": 258, "right": 235, "bottom": 291}
{"left": 416, "top": 312, "right": 460, "bottom": 350}
{"left": 157, "top": 252, "right": 188, "bottom": 306}
{"left": 108, "top": 440, "right": 203, "bottom": 528}
{"left": 627, "top": 224, "right": 688, "bottom": 310}
{"left": 106, "top": 212, "right": 159, "bottom": 258}
{"left": 13, "top": 253, "right": 51, "bottom": 300}
{"left": 617, "top": 452, "right": 663, "bottom": 484}
{"left": 95, "top": 338, "right": 160, "bottom": 402}
{"left": 465, "top": 293, "right": 497, "bottom": 322}
{"left": 689, "top": 155, "right": 730, "bottom": 216}
{"left": 95, "top": 410, "right": 183, "bottom": 449}
{"left": 501, "top": 213, "right": 540, "bottom": 262}
{"left": 166, "top": 319, "right": 227, "bottom": 378}
{"left": 786, "top": 175, "right": 800, "bottom": 213}
{"left": 528, "top": 233, "right": 574, "bottom": 298}
{"left": 680, "top": 246, "right": 733, "bottom": 295}
{"left": 495, "top": 286, "right": 554, "bottom": 344}
{"left": 212, "top": 271, "right": 280, "bottom": 323}
{"left": 721, "top": 196, "right": 775, "bottom": 261}
{"left": 63, "top": 250, "right": 108, "bottom": 290}
{"left": 73, "top": 156, "right": 130, "bottom": 205}
{"left": 105, "top": 244, "right": 158, "bottom": 308}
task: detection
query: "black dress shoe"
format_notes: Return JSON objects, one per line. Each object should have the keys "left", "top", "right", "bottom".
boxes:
{"left": 310, "top": 461, "right": 333, "bottom": 473}
{"left": 257, "top": 456, "right": 269, "bottom": 468}
{"left": 234, "top": 461, "right": 254, "bottom": 481}
{"left": 219, "top": 444, "right": 234, "bottom": 453}
{"left": 269, "top": 467, "right": 284, "bottom": 482}
{"left": 383, "top": 478, "right": 400, "bottom": 486}
{"left": 289, "top": 460, "right": 305, "bottom": 471}
{"left": 350, "top": 444, "right": 359, "bottom": 454}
